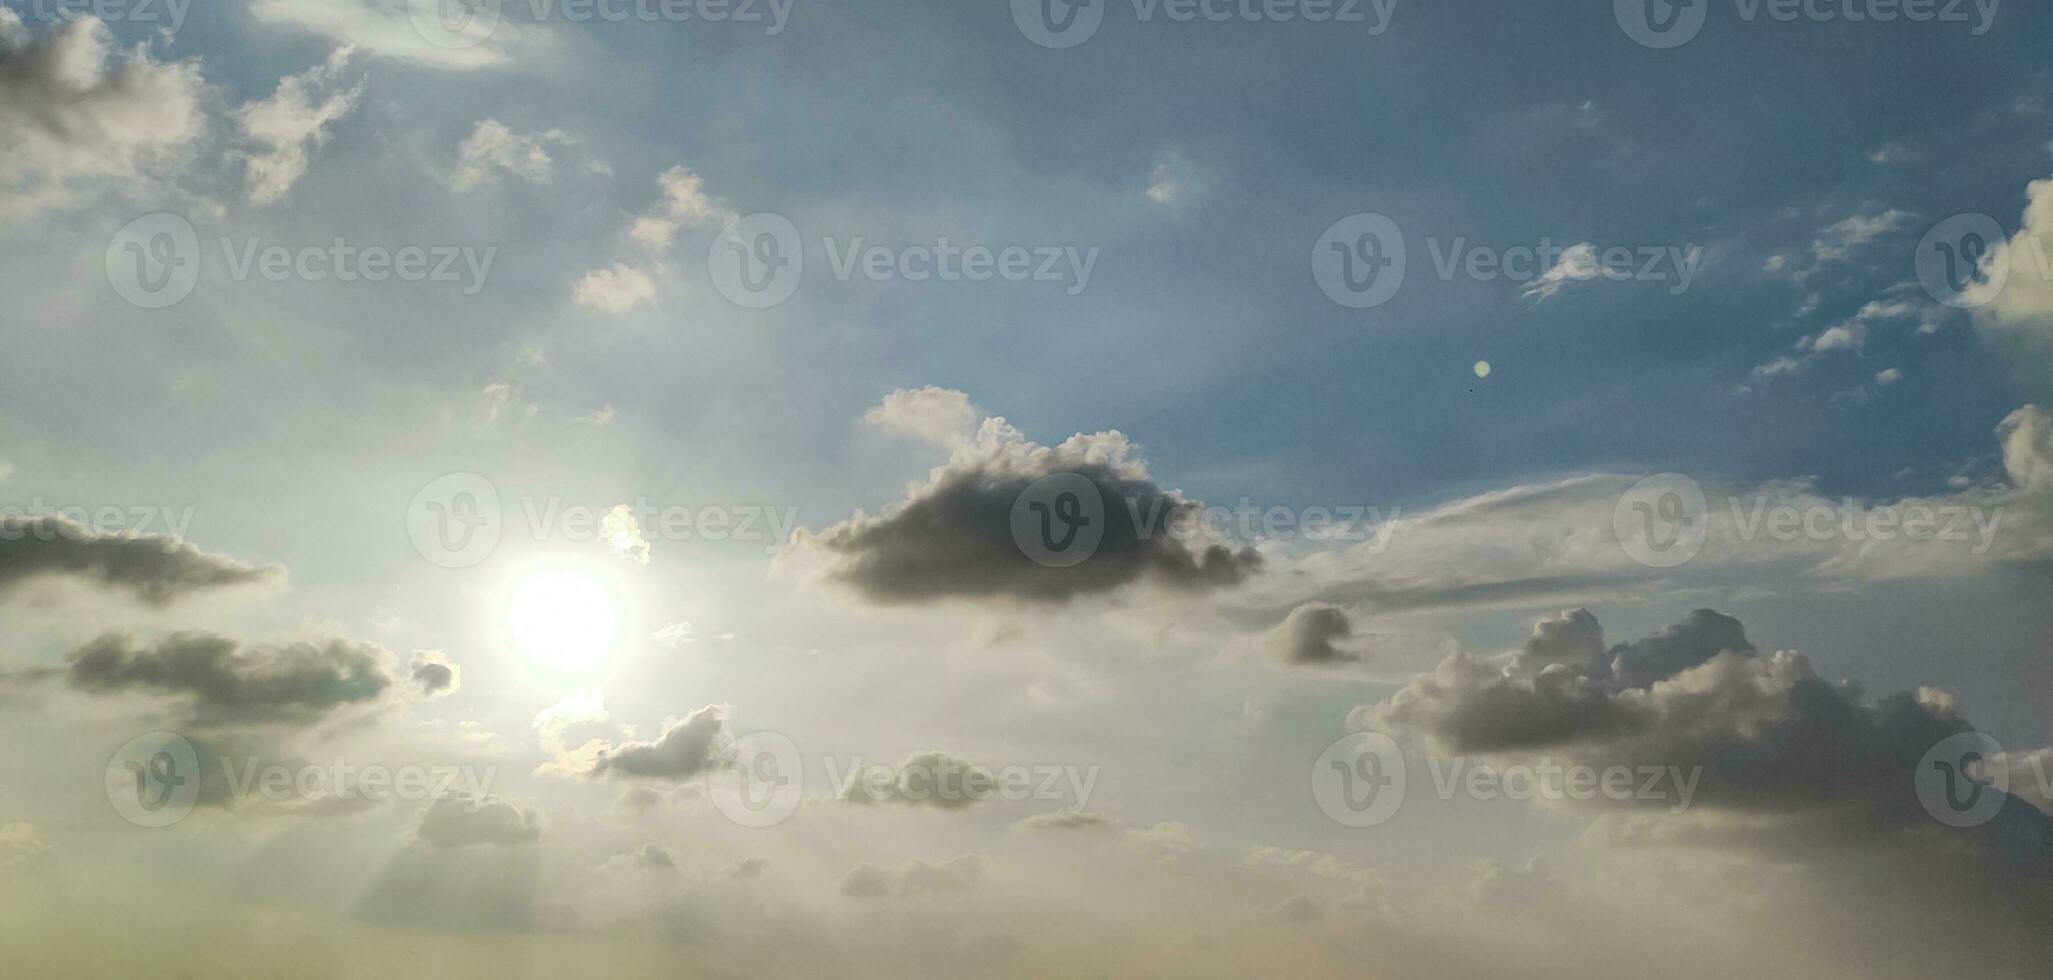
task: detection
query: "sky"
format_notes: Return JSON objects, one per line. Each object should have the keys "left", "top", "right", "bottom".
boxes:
{"left": 4, "top": 0, "right": 2053, "bottom": 976}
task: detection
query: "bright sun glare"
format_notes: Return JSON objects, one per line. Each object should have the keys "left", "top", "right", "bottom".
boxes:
{"left": 509, "top": 569, "right": 616, "bottom": 676}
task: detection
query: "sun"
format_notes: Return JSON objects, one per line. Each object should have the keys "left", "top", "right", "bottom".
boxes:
{"left": 509, "top": 569, "right": 617, "bottom": 676}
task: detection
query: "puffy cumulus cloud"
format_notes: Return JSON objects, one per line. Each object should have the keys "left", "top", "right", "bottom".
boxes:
{"left": 840, "top": 855, "right": 983, "bottom": 898}
{"left": 628, "top": 164, "right": 735, "bottom": 252}
{"left": 2000, "top": 404, "right": 2053, "bottom": 491}
{"left": 1361, "top": 607, "right": 2050, "bottom": 830}
{"left": 1267, "top": 602, "right": 1357, "bottom": 666}
{"left": 234, "top": 47, "right": 363, "bottom": 205}
{"left": 414, "top": 795, "right": 545, "bottom": 849}
{"left": 64, "top": 631, "right": 397, "bottom": 727}
{"left": 408, "top": 650, "right": 459, "bottom": 698}
{"left": 451, "top": 119, "right": 600, "bottom": 191}
{"left": 601, "top": 842, "right": 676, "bottom": 872}
{"left": 1967, "top": 178, "right": 2053, "bottom": 340}
{"left": 601, "top": 504, "right": 652, "bottom": 565}
{"left": 863, "top": 385, "right": 984, "bottom": 451}
{"left": 0, "top": 516, "right": 281, "bottom": 605}
{"left": 0, "top": 12, "right": 206, "bottom": 219}
{"left": 840, "top": 751, "right": 995, "bottom": 810}
{"left": 246, "top": 0, "right": 548, "bottom": 71}
{"left": 793, "top": 389, "right": 1261, "bottom": 606}
{"left": 585, "top": 705, "right": 733, "bottom": 782}
{"left": 572, "top": 262, "right": 658, "bottom": 314}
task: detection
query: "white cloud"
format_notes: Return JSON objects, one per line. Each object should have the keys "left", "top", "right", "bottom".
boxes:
{"left": 629, "top": 165, "right": 735, "bottom": 252}
{"left": 1966, "top": 178, "right": 2053, "bottom": 341}
{"left": 235, "top": 47, "right": 364, "bottom": 205}
{"left": 1811, "top": 209, "right": 1913, "bottom": 262}
{"left": 1521, "top": 242, "right": 1604, "bottom": 302}
{"left": 0, "top": 13, "right": 207, "bottom": 219}
{"left": 573, "top": 262, "right": 658, "bottom": 314}
{"left": 451, "top": 119, "right": 601, "bottom": 191}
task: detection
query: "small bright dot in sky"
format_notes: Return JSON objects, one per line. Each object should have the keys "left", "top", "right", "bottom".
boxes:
{"left": 1474, "top": 361, "right": 1492, "bottom": 378}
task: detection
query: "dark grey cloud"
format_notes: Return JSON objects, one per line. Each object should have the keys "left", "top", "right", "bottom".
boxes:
{"left": 0, "top": 516, "right": 281, "bottom": 606}
{"left": 801, "top": 412, "right": 1260, "bottom": 606}
{"left": 587, "top": 705, "right": 732, "bottom": 781}
{"left": 65, "top": 631, "right": 395, "bottom": 727}
{"left": 1268, "top": 602, "right": 1357, "bottom": 666}
{"left": 409, "top": 650, "right": 460, "bottom": 698}
{"left": 415, "top": 795, "right": 545, "bottom": 849}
